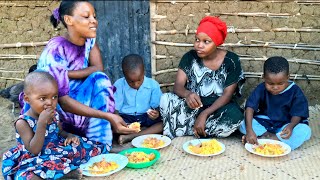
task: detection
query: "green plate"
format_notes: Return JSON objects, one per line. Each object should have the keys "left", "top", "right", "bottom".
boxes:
{"left": 119, "top": 148, "right": 160, "bottom": 169}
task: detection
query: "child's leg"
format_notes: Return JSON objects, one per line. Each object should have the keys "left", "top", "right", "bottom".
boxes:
{"left": 239, "top": 118, "right": 270, "bottom": 143}
{"left": 239, "top": 118, "right": 268, "bottom": 135}
{"left": 118, "top": 122, "right": 163, "bottom": 145}
{"left": 15, "top": 170, "right": 43, "bottom": 180}
{"left": 276, "top": 123, "right": 311, "bottom": 150}
{"left": 60, "top": 168, "right": 82, "bottom": 179}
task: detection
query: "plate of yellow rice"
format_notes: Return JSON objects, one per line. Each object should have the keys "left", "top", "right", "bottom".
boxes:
{"left": 80, "top": 154, "right": 128, "bottom": 176}
{"left": 132, "top": 134, "right": 171, "bottom": 149}
{"left": 183, "top": 139, "right": 225, "bottom": 157}
{"left": 245, "top": 139, "right": 291, "bottom": 157}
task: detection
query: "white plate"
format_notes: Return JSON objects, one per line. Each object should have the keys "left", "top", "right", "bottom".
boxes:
{"left": 131, "top": 134, "right": 171, "bottom": 149}
{"left": 182, "top": 139, "right": 225, "bottom": 157}
{"left": 80, "top": 153, "right": 128, "bottom": 177}
{"left": 245, "top": 139, "right": 291, "bottom": 157}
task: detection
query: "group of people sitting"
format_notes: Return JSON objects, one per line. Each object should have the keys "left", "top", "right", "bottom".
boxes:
{"left": 1, "top": 1, "right": 311, "bottom": 179}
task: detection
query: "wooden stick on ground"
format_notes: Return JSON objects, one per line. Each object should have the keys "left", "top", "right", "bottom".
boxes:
{"left": 155, "top": 27, "right": 320, "bottom": 35}
{"left": 152, "top": 40, "right": 320, "bottom": 50}
{"left": 154, "top": 55, "right": 320, "bottom": 65}
{"left": 0, "top": 77, "right": 24, "bottom": 81}
{"left": 0, "top": 54, "right": 39, "bottom": 59}
{"left": 0, "top": 70, "right": 25, "bottom": 73}
{"left": 0, "top": 41, "right": 48, "bottom": 48}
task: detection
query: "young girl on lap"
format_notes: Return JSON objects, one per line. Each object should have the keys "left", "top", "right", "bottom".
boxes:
{"left": 2, "top": 72, "right": 106, "bottom": 180}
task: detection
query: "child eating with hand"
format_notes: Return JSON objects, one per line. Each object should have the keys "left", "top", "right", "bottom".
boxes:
{"left": 114, "top": 54, "right": 163, "bottom": 145}
{"left": 240, "top": 56, "right": 311, "bottom": 150}
{"left": 2, "top": 71, "right": 107, "bottom": 179}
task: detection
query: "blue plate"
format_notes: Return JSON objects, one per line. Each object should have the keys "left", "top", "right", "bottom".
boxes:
{"left": 80, "top": 153, "right": 128, "bottom": 177}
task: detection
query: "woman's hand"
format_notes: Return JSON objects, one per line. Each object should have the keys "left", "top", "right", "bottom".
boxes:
{"left": 186, "top": 92, "right": 202, "bottom": 109}
{"left": 64, "top": 134, "right": 80, "bottom": 146}
{"left": 174, "top": 69, "right": 204, "bottom": 108}
{"left": 147, "top": 109, "right": 160, "bottom": 120}
{"left": 109, "top": 114, "right": 139, "bottom": 134}
{"left": 193, "top": 112, "right": 208, "bottom": 138}
{"left": 68, "top": 42, "right": 103, "bottom": 79}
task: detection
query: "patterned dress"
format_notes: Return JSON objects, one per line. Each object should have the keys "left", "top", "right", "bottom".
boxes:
{"left": 20, "top": 36, "right": 114, "bottom": 148}
{"left": 160, "top": 50, "right": 245, "bottom": 139}
{"left": 2, "top": 114, "right": 107, "bottom": 180}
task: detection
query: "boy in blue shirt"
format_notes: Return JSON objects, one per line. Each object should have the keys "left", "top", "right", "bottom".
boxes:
{"left": 114, "top": 54, "right": 163, "bottom": 145}
{"left": 240, "top": 56, "right": 311, "bottom": 150}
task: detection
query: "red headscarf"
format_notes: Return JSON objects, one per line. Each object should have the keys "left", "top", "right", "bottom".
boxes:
{"left": 196, "top": 16, "right": 227, "bottom": 46}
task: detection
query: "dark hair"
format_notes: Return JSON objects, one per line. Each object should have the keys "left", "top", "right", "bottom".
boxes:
{"left": 50, "top": 0, "right": 88, "bottom": 28}
{"left": 24, "top": 71, "right": 57, "bottom": 93}
{"left": 264, "top": 56, "right": 289, "bottom": 75}
{"left": 28, "top": 64, "right": 37, "bottom": 73}
{"left": 122, "top": 54, "right": 144, "bottom": 74}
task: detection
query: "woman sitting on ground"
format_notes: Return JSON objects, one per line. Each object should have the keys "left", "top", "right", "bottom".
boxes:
{"left": 160, "top": 16, "right": 245, "bottom": 139}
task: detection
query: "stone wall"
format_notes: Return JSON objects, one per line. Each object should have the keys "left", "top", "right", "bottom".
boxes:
{"left": 0, "top": 0, "right": 320, "bottom": 104}
{"left": 151, "top": 0, "right": 320, "bottom": 105}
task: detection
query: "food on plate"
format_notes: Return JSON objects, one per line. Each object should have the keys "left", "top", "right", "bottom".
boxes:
{"left": 88, "top": 158, "right": 119, "bottom": 175}
{"left": 188, "top": 139, "right": 222, "bottom": 155}
{"left": 253, "top": 143, "right": 285, "bottom": 155}
{"left": 128, "top": 122, "right": 141, "bottom": 132}
{"left": 142, "top": 137, "right": 165, "bottom": 148}
{"left": 126, "top": 152, "right": 156, "bottom": 163}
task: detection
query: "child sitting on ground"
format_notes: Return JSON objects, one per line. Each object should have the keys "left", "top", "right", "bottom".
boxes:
{"left": 240, "top": 56, "right": 311, "bottom": 150}
{"left": 114, "top": 54, "right": 163, "bottom": 145}
{"left": 2, "top": 71, "right": 107, "bottom": 180}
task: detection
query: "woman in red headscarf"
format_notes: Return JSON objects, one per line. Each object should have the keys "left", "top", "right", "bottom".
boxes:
{"left": 160, "top": 16, "right": 245, "bottom": 139}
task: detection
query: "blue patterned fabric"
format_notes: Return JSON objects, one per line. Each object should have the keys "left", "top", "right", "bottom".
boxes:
{"left": 2, "top": 114, "right": 107, "bottom": 180}
{"left": 19, "top": 37, "right": 115, "bottom": 147}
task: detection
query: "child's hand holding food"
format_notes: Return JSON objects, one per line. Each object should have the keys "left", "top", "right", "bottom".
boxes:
{"left": 147, "top": 109, "right": 159, "bottom": 120}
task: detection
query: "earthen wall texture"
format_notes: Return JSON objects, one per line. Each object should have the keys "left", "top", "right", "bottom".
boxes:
{"left": 153, "top": 1, "right": 320, "bottom": 105}
{"left": 0, "top": 1, "right": 319, "bottom": 105}
{"left": 0, "top": 1, "right": 63, "bottom": 88}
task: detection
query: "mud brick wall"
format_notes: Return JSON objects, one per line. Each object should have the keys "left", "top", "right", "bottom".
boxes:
{"left": 151, "top": 0, "right": 320, "bottom": 105}
{"left": 0, "top": 1, "right": 63, "bottom": 88}
{"left": 0, "top": 0, "right": 320, "bottom": 105}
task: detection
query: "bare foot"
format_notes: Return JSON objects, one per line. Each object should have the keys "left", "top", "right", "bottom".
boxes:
{"left": 241, "top": 135, "right": 247, "bottom": 144}
{"left": 118, "top": 134, "right": 135, "bottom": 145}
{"left": 110, "top": 142, "right": 134, "bottom": 153}
{"left": 61, "top": 168, "right": 82, "bottom": 179}
{"left": 260, "top": 132, "right": 279, "bottom": 140}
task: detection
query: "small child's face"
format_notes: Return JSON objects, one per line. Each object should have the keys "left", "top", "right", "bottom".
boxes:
{"left": 124, "top": 68, "right": 144, "bottom": 90}
{"left": 263, "top": 72, "right": 289, "bottom": 95}
{"left": 24, "top": 81, "right": 58, "bottom": 116}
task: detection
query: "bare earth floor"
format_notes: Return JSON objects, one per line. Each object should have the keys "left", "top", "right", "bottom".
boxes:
{"left": 0, "top": 97, "right": 319, "bottom": 180}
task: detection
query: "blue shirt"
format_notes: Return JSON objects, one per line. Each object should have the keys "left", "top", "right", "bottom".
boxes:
{"left": 245, "top": 81, "right": 309, "bottom": 133}
{"left": 114, "top": 76, "right": 162, "bottom": 115}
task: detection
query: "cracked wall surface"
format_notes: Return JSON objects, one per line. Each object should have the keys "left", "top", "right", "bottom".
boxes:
{"left": 0, "top": 1, "right": 319, "bottom": 105}
{"left": 152, "top": 1, "right": 320, "bottom": 105}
